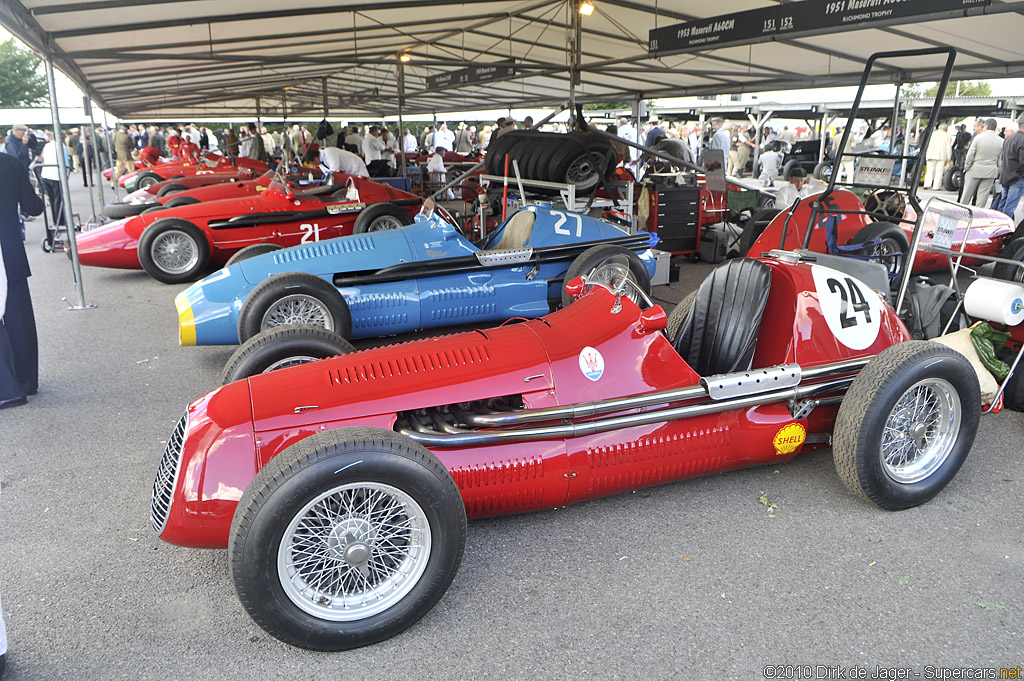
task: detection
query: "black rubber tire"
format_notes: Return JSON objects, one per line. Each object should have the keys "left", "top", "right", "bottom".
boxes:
{"left": 993, "top": 237, "right": 1024, "bottom": 283}
{"left": 40, "top": 236, "right": 54, "bottom": 253}
{"left": 142, "top": 205, "right": 167, "bottom": 215}
{"left": 833, "top": 341, "right": 980, "bottom": 510}
{"left": 849, "top": 222, "right": 910, "bottom": 277}
{"left": 103, "top": 201, "right": 152, "bottom": 219}
{"left": 483, "top": 132, "right": 523, "bottom": 175}
{"left": 509, "top": 137, "right": 540, "bottom": 182}
{"left": 813, "top": 161, "right": 833, "bottom": 181}
{"left": 545, "top": 137, "right": 579, "bottom": 186}
{"left": 220, "top": 325, "right": 356, "bottom": 384}
{"left": 781, "top": 160, "right": 799, "bottom": 181}
{"left": 156, "top": 182, "right": 189, "bottom": 197}
{"left": 352, "top": 203, "right": 414, "bottom": 234}
{"left": 1012, "top": 218, "right": 1024, "bottom": 244}
{"left": 228, "top": 427, "right": 466, "bottom": 651}
{"left": 665, "top": 290, "right": 697, "bottom": 343}
{"left": 1001, "top": 364, "right": 1024, "bottom": 412}
{"left": 137, "top": 218, "right": 210, "bottom": 284}
{"left": 739, "top": 208, "right": 780, "bottom": 256}
{"left": 135, "top": 170, "right": 163, "bottom": 189}
{"left": 560, "top": 244, "right": 652, "bottom": 308}
{"left": 225, "top": 243, "right": 283, "bottom": 267}
{"left": 238, "top": 272, "right": 352, "bottom": 342}
{"left": 942, "top": 165, "right": 963, "bottom": 192}
{"left": 163, "top": 195, "right": 199, "bottom": 208}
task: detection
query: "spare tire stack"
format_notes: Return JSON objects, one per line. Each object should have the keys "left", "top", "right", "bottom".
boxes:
{"left": 484, "top": 130, "right": 616, "bottom": 195}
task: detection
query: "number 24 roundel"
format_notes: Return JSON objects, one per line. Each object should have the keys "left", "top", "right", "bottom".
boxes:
{"left": 810, "top": 264, "right": 882, "bottom": 351}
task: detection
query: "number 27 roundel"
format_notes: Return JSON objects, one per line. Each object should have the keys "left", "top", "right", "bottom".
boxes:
{"left": 810, "top": 264, "right": 883, "bottom": 351}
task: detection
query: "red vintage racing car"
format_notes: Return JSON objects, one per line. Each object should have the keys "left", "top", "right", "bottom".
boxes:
{"left": 152, "top": 251, "right": 982, "bottom": 651}
{"left": 745, "top": 188, "right": 1016, "bottom": 274}
{"left": 105, "top": 170, "right": 267, "bottom": 218}
{"left": 115, "top": 153, "right": 268, "bottom": 191}
{"left": 74, "top": 175, "right": 420, "bottom": 283}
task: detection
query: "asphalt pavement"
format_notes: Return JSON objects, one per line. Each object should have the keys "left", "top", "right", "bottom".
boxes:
{"left": 0, "top": 178, "right": 1021, "bottom": 681}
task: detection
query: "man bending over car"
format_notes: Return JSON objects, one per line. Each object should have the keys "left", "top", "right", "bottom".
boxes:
{"left": 304, "top": 146, "right": 369, "bottom": 178}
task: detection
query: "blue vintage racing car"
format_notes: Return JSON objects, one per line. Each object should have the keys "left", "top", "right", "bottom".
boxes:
{"left": 175, "top": 203, "right": 658, "bottom": 353}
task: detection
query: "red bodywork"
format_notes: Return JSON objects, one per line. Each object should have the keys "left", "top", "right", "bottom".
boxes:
{"left": 116, "top": 153, "right": 268, "bottom": 187}
{"left": 158, "top": 258, "right": 911, "bottom": 548}
{"left": 131, "top": 170, "right": 264, "bottom": 200}
{"left": 748, "top": 189, "right": 1014, "bottom": 273}
{"left": 134, "top": 169, "right": 332, "bottom": 207}
{"left": 76, "top": 175, "right": 420, "bottom": 270}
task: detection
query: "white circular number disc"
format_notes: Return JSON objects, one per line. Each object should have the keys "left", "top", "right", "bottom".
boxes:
{"left": 810, "top": 264, "right": 883, "bottom": 351}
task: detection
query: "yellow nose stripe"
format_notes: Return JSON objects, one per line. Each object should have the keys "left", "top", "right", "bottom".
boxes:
{"left": 175, "top": 291, "right": 196, "bottom": 346}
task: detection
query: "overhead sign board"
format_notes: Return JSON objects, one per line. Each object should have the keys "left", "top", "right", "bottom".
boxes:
{"left": 649, "top": 0, "right": 990, "bottom": 55}
{"left": 338, "top": 87, "right": 380, "bottom": 105}
{"left": 426, "top": 61, "right": 515, "bottom": 90}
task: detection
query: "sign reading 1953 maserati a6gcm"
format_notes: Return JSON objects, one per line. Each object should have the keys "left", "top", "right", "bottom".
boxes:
{"left": 150, "top": 244, "right": 986, "bottom": 652}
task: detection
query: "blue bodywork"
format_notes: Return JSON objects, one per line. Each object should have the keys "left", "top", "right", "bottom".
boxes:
{"left": 176, "top": 204, "right": 658, "bottom": 345}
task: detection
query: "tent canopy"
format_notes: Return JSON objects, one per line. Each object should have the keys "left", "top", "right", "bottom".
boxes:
{"left": 1, "top": 0, "right": 1022, "bottom": 119}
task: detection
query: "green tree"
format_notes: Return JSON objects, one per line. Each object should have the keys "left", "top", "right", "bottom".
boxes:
{"left": 0, "top": 39, "right": 48, "bottom": 107}
{"left": 925, "top": 80, "right": 992, "bottom": 98}
{"left": 582, "top": 100, "right": 645, "bottom": 111}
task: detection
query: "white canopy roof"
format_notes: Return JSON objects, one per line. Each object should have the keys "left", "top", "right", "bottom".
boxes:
{"left": 1, "top": 0, "right": 1021, "bottom": 119}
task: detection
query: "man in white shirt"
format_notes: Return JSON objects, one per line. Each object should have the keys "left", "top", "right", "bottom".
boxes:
{"left": 38, "top": 132, "right": 65, "bottom": 226}
{"left": 710, "top": 118, "right": 731, "bottom": 156}
{"left": 308, "top": 146, "right": 369, "bottom": 178}
{"left": 775, "top": 167, "right": 817, "bottom": 206}
{"left": 434, "top": 123, "right": 455, "bottom": 154}
{"left": 402, "top": 128, "right": 418, "bottom": 154}
{"left": 617, "top": 118, "right": 639, "bottom": 164}
{"left": 925, "top": 123, "right": 952, "bottom": 190}
{"left": 362, "top": 126, "right": 385, "bottom": 162}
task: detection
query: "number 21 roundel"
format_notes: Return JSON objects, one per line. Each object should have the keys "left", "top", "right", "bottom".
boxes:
{"left": 810, "top": 264, "right": 882, "bottom": 351}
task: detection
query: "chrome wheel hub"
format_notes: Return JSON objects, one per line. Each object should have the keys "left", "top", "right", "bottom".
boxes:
{"left": 261, "top": 294, "right": 334, "bottom": 331}
{"left": 881, "top": 377, "right": 960, "bottom": 484}
{"left": 151, "top": 230, "right": 198, "bottom": 274}
{"left": 278, "top": 482, "right": 431, "bottom": 621}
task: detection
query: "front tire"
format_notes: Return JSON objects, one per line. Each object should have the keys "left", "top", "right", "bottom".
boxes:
{"left": 135, "top": 170, "right": 163, "bottom": 189}
{"left": 229, "top": 428, "right": 467, "bottom": 651}
{"left": 163, "top": 195, "right": 199, "bottom": 208}
{"left": 237, "top": 272, "right": 352, "bottom": 342}
{"left": 993, "top": 237, "right": 1024, "bottom": 283}
{"left": 137, "top": 218, "right": 210, "bottom": 284}
{"left": 352, "top": 203, "right": 414, "bottom": 234}
{"left": 833, "top": 341, "right": 980, "bottom": 510}
{"left": 561, "top": 244, "right": 652, "bottom": 307}
{"left": 220, "top": 325, "right": 356, "bottom": 385}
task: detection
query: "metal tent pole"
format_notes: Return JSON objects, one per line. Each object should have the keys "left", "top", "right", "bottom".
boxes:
{"left": 44, "top": 55, "right": 90, "bottom": 310}
{"left": 103, "top": 110, "right": 119, "bottom": 200}
{"left": 568, "top": 1, "right": 583, "bottom": 126}
{"left": 397, "top": 57, "right": 407, "bottom": 180}
{"left": 86, "top": 99, "right": 106, "bottom": 210}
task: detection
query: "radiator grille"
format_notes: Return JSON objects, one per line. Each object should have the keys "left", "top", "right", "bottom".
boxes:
{"left": 150, "top": 412, "right": 188, "bottom": 534}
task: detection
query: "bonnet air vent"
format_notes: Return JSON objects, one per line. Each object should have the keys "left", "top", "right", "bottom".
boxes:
{"left": 328, "top": 344, "right": 490, "bottom": 385}
{"left": 273, "top": 237, "right": 375, "bottom": 264}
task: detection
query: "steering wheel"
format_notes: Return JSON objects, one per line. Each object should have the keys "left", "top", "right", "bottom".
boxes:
{"left": 419, "top": 199, "right": 467, "bottom": 238}
{"left": 864, "top": 189, "right": 905, "bottom": 219}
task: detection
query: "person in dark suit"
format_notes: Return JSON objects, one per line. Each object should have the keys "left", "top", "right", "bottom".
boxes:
{"left": 0, "top": 152, "right": 44, "bottom": 409}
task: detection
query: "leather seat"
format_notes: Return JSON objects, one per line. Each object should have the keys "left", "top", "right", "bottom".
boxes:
{"left": 490, "top": 210, "right": 535, "bottom": 251}
{"left": 674, "top": 258, "right": 772, "bottom": 376}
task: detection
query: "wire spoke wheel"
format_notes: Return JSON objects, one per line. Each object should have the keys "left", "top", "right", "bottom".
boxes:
{"left": 367, "top": 215, "right": 404, "bottom": 232}
{"left": 150, "top": 229, "right": 199, "bottom": 274}
{"left": 588, "top": 259, "right": 643, "bottom": 305}
{"left": 263, "top": 356, "right": 320, "bottom": 373}
{"left": 868, "top": 237, "right": 903, "bottom": 275}
{"left": 565, "top": 155, "right": 596, "bottom": 186}
{"left": 277, "top": 481, "right": 432, "bottom": 621}
{"left": 261, "top": 294, "right": 334, "bottom": 331}
{"left": 880, "top": 378, "right": 960, "bottom": 484}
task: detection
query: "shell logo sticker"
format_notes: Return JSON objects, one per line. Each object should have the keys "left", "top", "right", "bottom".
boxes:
{"left": 773, "top": 423, "right": 806, "bottom": 455}
{"left": 579, "top": 346, "right": 605, "bottom": 381}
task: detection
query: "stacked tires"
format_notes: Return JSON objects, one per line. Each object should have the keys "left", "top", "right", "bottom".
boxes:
{"left": 484, "top": 131, "right": 616, "bottom": 195}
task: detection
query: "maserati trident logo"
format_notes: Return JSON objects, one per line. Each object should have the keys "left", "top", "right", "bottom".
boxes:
{"left": 578, "top": 346, "right": 605, "bottom": 381}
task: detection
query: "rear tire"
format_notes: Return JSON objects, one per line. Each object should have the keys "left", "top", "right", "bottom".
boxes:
{"left": 993, "top": 237, "right": 1024, "bottom": 283}
{"left": 156, "top": 183, "right": 189, "bottom": 197}
{"left": 781, "top": 160, "right": 799, "bottom": 180}
{"left": 238, "top": 272, "right": 352, "bottom": 342}
{"left": 103, "top": 201, "right": 152, "bottom": 219}
{"left": 849, "top": 222, "right": 910, "bottom": 277}
{"left": 163, "top": 195, "right": 199, "bottom": 208}
{"left": 352, "top": 203, "right": 414, "bottom": 234}
{"left": 739, "top": 208, "right": 780, "bottom": 255}
{"left": 833, "top": 341, "right": 980, "bottom": 510}
{"left": 665, "top": 290, "right": 697, "bottom": 343}
{"left": 942, "top": 165, "right": 963, "bottom": 192}
{"left": 229, "top": 428, "right": 466, "bottom": 651}
{"left": 813, "top": 161, "right": 833, "bottom": 181}
{"left": 220, "top": 325, "right": 356, "bottom": 384}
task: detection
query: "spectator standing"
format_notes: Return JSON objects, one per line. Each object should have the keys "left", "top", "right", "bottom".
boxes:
{"left": 523, "top": 116, "right": 534, "bottom": 130}
{"left": 961, "top": 118, "right": 1003, "bottom": 207}
{"left": 643, "top": 120, "right": 665, "bottom": 148}
{"left": 65, "top": 128, "right": 79, "bottom": 172}
{"left": 952, "top": 123, "right": 972, "bottom": 168}
{"left": 454, "top": 124, "right": 473, "bottom": 154}
{"left": 735, "top": 127, "right": 755, "bottom": 177}
{"left": 617, "top": 118, "right": 639, "bottom": 165}
{"left": 3, "top": 124, "right": 31, "bottom": 168}
{"left": 224, "top": 128, "right": 239, "bottom": 157}
{"left": 38, "top": 132, "right": 65, "bottom": 227}
{"left": 149, "top": 126, "right": 165, "bottom": 154}
{"left": 113, "top": 124, "right": 135, "bottom": 187}
{"left": 434, "top": 123, "right": 455, "bottom": 153}
{"left": 76, "top": 131, "right": 94, "bottom": 187}
{"left": 344, "top": 125, "right": 363, "bottom": 154}
{"left": 709, "top": 118, "right": 730, "bottom": 158}
{"left": 925, "top": 123, "right": 951, "bottom": 190}
{"left": 246, "top": 123, "right": 269, "bottom": 163}
{"left": 402, "top": 128, "right": 418, "bottom": 155}
{"left": 994, "top": 114, "right": 1024, "bottom": 219}
{"left": 0, "top": 151, "right": 44, "bottom": 409}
